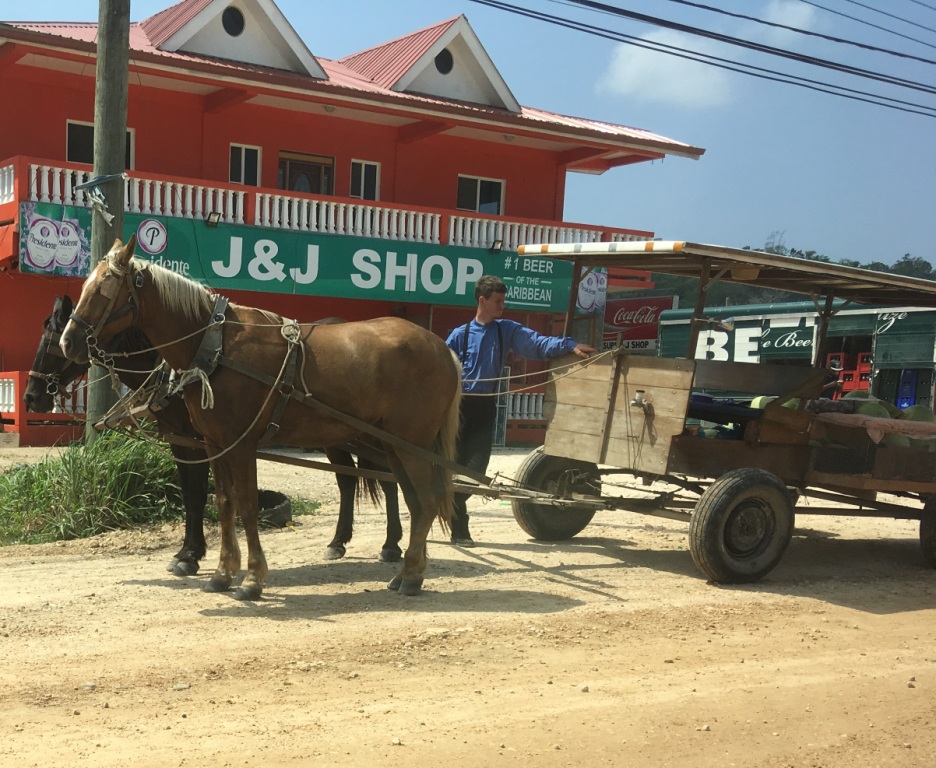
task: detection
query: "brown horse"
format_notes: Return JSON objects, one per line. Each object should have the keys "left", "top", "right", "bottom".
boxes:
{"left": 60, "top": 236, "right": 462, "bottom": 600}
{"left": 25, "top": 297, "right": 404, "bottom": 573}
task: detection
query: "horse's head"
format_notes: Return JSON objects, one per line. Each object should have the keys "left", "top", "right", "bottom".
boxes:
{"left": 24, "top": 295, "right": 90, "bottom": 412}
{"left": 60, "top": 235, "right": 139, "bottom": 363}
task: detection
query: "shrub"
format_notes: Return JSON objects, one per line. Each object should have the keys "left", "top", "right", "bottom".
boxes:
{"left": 0, "top": 431, "right": 183, "bottom": 545}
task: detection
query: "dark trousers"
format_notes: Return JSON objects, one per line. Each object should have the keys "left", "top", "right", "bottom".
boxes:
{"left": 451, "top": 394, "right": 497, "bottom": 538}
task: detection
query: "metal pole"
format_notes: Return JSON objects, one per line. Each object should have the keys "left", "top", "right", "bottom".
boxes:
{"left": 85, "top": 0, "right": 130, "bottom": 442}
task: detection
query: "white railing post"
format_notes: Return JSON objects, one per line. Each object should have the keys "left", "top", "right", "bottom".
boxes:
{"left": 0, "top": 164, "right": 15, "bottom": 205}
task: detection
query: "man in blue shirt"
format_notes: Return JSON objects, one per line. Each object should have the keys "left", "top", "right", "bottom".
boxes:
{"left": 445, "top": 275, "right": 596, "bottom": 546}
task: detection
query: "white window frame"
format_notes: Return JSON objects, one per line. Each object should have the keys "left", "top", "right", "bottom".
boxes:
{"left": 230, "top": 143, "right": 262, "bottom": 186}
{"left": 66, "top": 119, "right": 135, "bottom": 169}
{"left": 350, "top": 159, "right": 380, "bottom": 201}
{"left": 457, "top": 174, "right": 504, "bottom": 215}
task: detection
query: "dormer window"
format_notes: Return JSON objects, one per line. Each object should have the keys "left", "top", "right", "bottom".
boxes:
{"left": 222, "top": 6, "right": 246, "bottom": 38}
{"left": 434, "top": 48, "right": 454, "bottom": 76}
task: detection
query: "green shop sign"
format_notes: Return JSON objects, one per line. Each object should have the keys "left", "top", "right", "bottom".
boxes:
{"left": 19, "top": 202, "right": 575, "bottom": 312}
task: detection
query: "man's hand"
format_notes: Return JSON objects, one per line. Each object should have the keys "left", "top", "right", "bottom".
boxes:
{"left": 572, "top": 343, "right": 597, "bottom": 358}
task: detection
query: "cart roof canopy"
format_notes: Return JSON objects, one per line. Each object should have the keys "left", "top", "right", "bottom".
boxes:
{"left": 517, "top": 241, "right": 936, "bottom": 308}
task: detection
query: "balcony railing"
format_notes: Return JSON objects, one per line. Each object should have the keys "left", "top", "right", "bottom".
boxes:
{"left": 2, "top": 156, "right": 652, "bottom": 250}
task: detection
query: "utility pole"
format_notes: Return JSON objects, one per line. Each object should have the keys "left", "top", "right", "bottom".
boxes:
{"left": 85, "top": 0, "right": 130, "bottom": 442}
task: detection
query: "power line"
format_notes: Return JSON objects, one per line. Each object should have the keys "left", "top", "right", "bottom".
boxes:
{"left": 657, "top": 0, "right": 936, "bottom": 65}
{"left": 554, "top": 0, "right": 936, "bottom": 96}
{"left": 467, "top": 0, "right": 936, "bottom": 118}
{"left": 837, "top": 0, "right": 936, "bottom": 35}
{"left": 798, "top": 0, "right": 936, "bottom": 51}
{"left": 902, "top": 0, "right": 936, "bottom": 13}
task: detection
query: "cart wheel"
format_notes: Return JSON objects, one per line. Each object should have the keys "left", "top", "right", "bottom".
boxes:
{"left": 689, "top": 468, "right": 794, "bottom": 584}
{"left": 920, "top": 498, "right": 936, "bottom": 569}
{"left": 512, "top": 447, "right": 599, "bottom": 541}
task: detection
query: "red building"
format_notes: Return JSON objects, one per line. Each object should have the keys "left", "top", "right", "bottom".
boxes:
{"left": 0, "top": 0, "right": 704, "bottom": 445}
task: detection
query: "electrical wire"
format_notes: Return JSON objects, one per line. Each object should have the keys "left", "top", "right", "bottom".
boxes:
{"left": 902, "top": 0, "right": 936, "bottom": 13}
{"left": 467, "top": 0, "right": 936, "bottom": 118}
{"left": 837, "top": 0, "right": 936, "bottom": 35}
{"left": 552, "top": 0, "right": 936, "bottom": 95}
{"left": 797, "top": 0, "right": 936, "bottom": 51}
{"left": 655, "top": 0, "right": 936, "bottom": 65}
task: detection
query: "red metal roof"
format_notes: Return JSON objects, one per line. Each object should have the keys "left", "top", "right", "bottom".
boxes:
{"left": 140, "top": 0, "right": 213, "bottom": 48}
{"left": 1, "top": 6, "right": 705, "bottom": 162}
{"left": 338, "top": 16, "right": 460, "bottom": 90}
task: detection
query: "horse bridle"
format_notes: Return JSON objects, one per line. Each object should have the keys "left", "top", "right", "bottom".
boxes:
{"left": 29, "top": 326, "right": 77, "bottom": 397}
{"left": 68, "top": 259, "right": 145, "bottom": 365}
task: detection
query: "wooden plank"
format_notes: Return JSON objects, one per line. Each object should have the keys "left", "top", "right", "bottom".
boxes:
{"left": 545, "top": 428, "right": 610, "bottom": 464}
{"left": 549, "top": 354, "right": 614, "bottom": 383}
{"left": 545, "top": 351, "right": 693, "bottom": 473}
{"left": 546, "top": 403, "right": 610, "bottom": 437}
{"left": 544, "top": 379, "right": 613, "bottom": 410}
{"left": 806, "top": 470, "right": 936, "bottom": 494}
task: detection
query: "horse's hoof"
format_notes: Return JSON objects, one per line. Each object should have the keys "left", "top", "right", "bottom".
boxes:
{"left": 170, "top": 559, "right": 199, "bottom": 577}
{"left": 397, "top": 578, "right": 424, "bottom": 596}
{"left": 323, "top": 546, "right": 346, "bottom": 561}
{"left": 203, "top": 577, "right": 231, "bottom": 593}
{"left": 233, "top": 584, "right": 262, "bottom": 601}
{"left": 166, "top": 557, "right": 179, "bottom": 572}
{"left": 379, "top": 547, "right": 402, "bottom": 563}
{"left": 387, "top": 574, "right": 402, "bottom": 591}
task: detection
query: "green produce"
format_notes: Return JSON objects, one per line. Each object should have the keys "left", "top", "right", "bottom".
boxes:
{"left": 842, "top": 390, "right": 871, "bottom": 399}
{"left": 881, "top": 433, "right": 911, "bottom": 448}
{"left": 855, "top": 401, "right": 891, "bottom": 419}
{"left": 750, "top": 395, "right": 777, "bottom": 409}
{"left": 900, "top": 404, "right": 936, "bottom": 422}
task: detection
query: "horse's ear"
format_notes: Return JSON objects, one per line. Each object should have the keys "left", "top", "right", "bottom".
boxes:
{"left": 60, "top": 295, "right": 73, "bottom": 317}
{"left": 115, "top": 234, "right": 137, "bottom": 266}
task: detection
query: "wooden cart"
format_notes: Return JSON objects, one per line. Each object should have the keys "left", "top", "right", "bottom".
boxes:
{"left": 506, "top": 241, "right": 936, "bottom": 583}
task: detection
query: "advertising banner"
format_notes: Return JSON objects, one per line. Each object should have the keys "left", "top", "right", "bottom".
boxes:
{"left": 19, "top": 202, "right": 574, "bottom": 312}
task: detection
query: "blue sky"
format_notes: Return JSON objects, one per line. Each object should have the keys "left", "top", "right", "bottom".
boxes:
{"left": 7, "top": 0, "right": 935, "bottom": 266}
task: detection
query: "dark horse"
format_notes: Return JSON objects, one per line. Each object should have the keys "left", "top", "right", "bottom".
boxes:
{"left": 59, "top": 236, "right": 461, "bottom": 599}
{"left": 25, "top": 297, "right": 405, "bottom": 572}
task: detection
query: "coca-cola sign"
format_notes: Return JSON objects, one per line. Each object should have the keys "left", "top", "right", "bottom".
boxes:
{"left": 603, "top": 296, "right": 676, "bottom": 341}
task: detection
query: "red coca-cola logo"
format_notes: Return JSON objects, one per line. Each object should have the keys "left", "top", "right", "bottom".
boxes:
{"left": 612, "top": 305, "right": 659, "bottom": 327}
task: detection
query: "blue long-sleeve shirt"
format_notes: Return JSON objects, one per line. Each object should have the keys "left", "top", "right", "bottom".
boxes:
{"left": 446, "top": 319, "right": 579, "bottom": 394}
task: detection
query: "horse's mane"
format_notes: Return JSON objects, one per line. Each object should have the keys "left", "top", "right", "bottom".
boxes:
{"left": 127, "top": 256, "right": 215, "bottom": 320}
{"left": 110, "top": 325, "right": 156, "bottom": 357}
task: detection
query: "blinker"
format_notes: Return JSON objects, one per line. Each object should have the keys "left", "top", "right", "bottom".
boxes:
{"left": 99, "top": 272, "right": 120, "bottom": 300}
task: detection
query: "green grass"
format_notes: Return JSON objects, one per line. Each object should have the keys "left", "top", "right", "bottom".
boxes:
{"left": 0, "top": 431, "right": 184, "bottom": 545}
{"left": 0, "top": 431, "right": 322, "bottom": 545}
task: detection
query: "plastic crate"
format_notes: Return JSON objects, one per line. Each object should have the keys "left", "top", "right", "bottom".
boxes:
{"left": 826, "top": 352, "right": 856, "bottom": 371}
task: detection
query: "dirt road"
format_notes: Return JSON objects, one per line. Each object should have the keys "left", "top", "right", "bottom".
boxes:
{"left": 2, "top": 445, "right": 935, "bottom": 767}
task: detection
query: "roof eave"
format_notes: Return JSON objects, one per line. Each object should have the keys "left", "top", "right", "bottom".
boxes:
{"left": 0, "top": 26, "right": 704, "bottom": 161}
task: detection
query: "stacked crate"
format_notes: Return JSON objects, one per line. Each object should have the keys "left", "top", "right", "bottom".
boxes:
{"left": 857, "top": 351, "right": 873, "bottom": 392}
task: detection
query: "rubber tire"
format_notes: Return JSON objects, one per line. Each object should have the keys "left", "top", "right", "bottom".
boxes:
{"left": 689, "top": 468, "right": 794, "bottom": 584}
{"left": 920, "top": 497, "right": 936, "bottom": 568}
{"left": 512, "top": 447, "right": 599, "bottom": 541}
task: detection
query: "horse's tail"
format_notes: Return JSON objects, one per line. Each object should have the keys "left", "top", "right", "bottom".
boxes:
{"left": 433, "top": 351, "right": 463, "bottom": 530}
{"left": 357, "top": 478, "right": 384, "bottom": 507}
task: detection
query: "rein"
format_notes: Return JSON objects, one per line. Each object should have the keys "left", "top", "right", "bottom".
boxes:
{"left": 30, "top": 327, "right": 83, "bottom": 397}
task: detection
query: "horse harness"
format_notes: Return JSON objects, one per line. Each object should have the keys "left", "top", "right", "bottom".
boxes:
{"left": 76, "top": 259, "right": 492, "bottom": 483}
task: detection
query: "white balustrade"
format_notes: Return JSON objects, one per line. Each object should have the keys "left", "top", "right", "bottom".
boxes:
{"left": 0, "top": 377, "right": 15, "bottom": 412}
{"left": 0, "top": 164, "right": 14, "bottom": 205}
{"left": 449, "top": 215, "right": 650, "bottom": 250}
{"left": 23, "top": 163, "right": 638, "bottom": 249}
{"left": 27, "top": 164, "right": 245, "bottom": 225}
{"left": 506, "top": 391, "right": 544, "bottom": 420}
{"left": 255, "top": 192, "right": 442, "bottom": 244}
